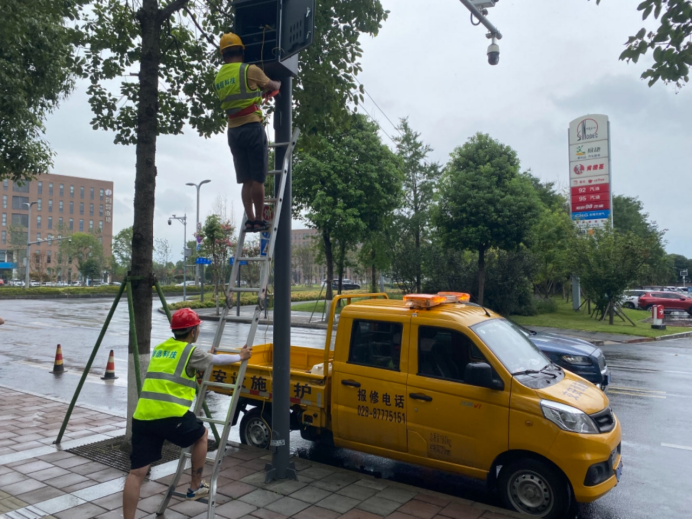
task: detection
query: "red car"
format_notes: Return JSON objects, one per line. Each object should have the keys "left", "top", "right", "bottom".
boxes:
{"left": 638, "top": 291, "right": 692, "bottom": 315}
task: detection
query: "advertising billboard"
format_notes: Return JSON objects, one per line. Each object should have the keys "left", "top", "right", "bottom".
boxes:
{"left": 568, "top": 114, "right": 611, "bottom": 233}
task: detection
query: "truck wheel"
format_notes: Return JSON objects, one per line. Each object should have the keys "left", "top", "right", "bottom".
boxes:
{"left": 239, "top": 408, "right": 271, "bottom": 450}
{"left": 299, "top": 425, "right": 320, "bottom": 442}
{"left": 645, "top": 305, "right": 652, "bottom": 312}
{"left": 498, "top": 458, "right": 570, "bottom": 518}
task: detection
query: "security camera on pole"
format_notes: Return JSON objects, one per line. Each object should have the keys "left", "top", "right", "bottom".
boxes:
{"left": 186, "top": 180, "right": 211, "bottom": 286}
{"left": 458, "top": 0, "right": 503, "bottom": 65}
{"left": 169, "top": 214, "right": 188, "bottom": 301}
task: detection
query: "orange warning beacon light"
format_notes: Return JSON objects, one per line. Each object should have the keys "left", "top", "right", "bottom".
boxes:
{"left": 438, "top": 292, "right": 471, "bottom": 303}
{"left": 403, "top": 294, "right": 447, "bottom": 309}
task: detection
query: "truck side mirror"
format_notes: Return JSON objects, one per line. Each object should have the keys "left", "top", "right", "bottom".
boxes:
{"left": 464, "top": 362, "right": 503, "bottom": 390}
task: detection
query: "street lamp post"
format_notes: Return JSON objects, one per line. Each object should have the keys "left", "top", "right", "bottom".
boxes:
{"left": 169, "top": 214, "right": 188, "bottom": 300}
{"left": 23, "top": 201, "right": 38, "bottom": 288}
{"left": 186, "top": 180, "right": 211, "bottom": 286}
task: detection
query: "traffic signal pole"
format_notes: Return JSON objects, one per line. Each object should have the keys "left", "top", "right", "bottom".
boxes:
{"left": 266, "top": 76, "right": 296, "bottom": 482}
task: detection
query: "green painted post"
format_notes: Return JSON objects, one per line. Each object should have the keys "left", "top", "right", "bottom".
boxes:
{"left": 54, "top": 281, "right": 126, "bottom": 444}
{"left": 126, "top": 280, "right": 143, "bottom": 395}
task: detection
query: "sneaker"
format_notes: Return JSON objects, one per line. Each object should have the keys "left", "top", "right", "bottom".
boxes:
{"left": 186, "top": 481, "right": 210, "bottom": 501}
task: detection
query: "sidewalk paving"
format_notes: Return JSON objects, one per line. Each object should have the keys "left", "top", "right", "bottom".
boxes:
{"left": 0, "top": 388, "right": 520, "bottom": 519}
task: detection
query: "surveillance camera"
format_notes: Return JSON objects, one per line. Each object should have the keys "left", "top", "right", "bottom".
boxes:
{"left": 487, "top": 42, "right": 500, "bottom": 65}
{"left": 168, "top": 219, "right": 172, "bottom": 225}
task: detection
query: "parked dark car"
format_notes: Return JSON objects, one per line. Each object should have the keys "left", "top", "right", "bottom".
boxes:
{"left": 330, "top": 279, "right": 361, "bottom": 291}
{"left": 638, "top": 291, "right": 692, "bottom": 315}
{"left": 514, "top": 324, "right": 611, "bottom": 389}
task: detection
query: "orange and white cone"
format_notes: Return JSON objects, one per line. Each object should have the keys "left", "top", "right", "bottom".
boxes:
{"left": 50, "top": 344, "right": 66, "bottom": 374}
{"left": 101, "top": 350, "right": 118, "bottom": 380}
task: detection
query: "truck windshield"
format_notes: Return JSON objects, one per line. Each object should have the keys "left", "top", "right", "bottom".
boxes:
{"left": 471, "top": 319, "right": 549, "bottom": 375}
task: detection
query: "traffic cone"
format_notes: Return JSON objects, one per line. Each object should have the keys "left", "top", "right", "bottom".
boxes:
{"left": 50, "top": 344, "right": 66, "bottom": 374}
{"left": 101, "top": 350, "right": 118, "bottom": 380}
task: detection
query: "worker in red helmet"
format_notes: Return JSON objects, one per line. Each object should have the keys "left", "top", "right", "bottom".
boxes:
{"left": 123, "top": 308, "right": 251, "bottom": 518}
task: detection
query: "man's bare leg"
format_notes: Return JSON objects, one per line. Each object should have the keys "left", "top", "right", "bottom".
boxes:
{"left": 251, "top": 181, "right": 265, "bottom": 223}
{"left": 241, "top": 182, "right": 255, "bottom": 223}
{"left": 123, "top": 465, "right": 150, "bottom": 518}
{"left": 190, "top": 428, "right": 208, "bottom": 490}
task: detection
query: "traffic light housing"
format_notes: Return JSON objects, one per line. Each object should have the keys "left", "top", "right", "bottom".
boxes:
{"left": 233, "top": 0, "right": 314, "bottom": 78}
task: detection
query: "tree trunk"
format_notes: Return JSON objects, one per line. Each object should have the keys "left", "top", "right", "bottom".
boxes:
{"left": 126, "top": 0, "right": 161, "bottom": 437}
{"left": 608, "top": 301, "right": 614, "bottom": 325}
{"left": 371, "top": 247, "right": 377, "bottom": 293}
{"left": 337, "top": 241, "right": 345, "bottom": 295}
{"left": 323, "top": 230, "right": 333, "bottom": 301}
{"left": 477, "top": 244, "right": 486, "bottom": 306}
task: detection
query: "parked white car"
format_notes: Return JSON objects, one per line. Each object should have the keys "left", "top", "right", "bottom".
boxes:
{"left": 621, "top": 289, "right": 647, "bottom": 309}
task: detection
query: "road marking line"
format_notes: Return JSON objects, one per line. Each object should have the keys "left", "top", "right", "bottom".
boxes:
{"left": 610, "top": 365, "right": 691, "bottom": 375}
{"left": 608, "top": 390, "right": 666, "bottom": 399}
{"left": 610, "top": 385, "right": 666, "bottom": 394}
{"left": 661, "top": 443, "right": 692, "bottom": 451}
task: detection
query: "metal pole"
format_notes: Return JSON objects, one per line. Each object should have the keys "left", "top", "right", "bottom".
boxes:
{"left": 267, "top": 76, "right": 296, "bottom": 482}
{"left": 24, "top": 202, "right": 36, "bottom": 288}
{"left": 458, "top": 0, "right": 502, "bottom": 38}
{"left": 572, "top": 274, "right": 581, "bottom": 311}
{"left": 55, "top": 281, "right": 126, "bottom": 443}
{"left": 183, "top": 216, "right": 187, "bottom": 301}
{"left": 196, "top": 186, "right": 200, "bottom": 285}
{"left": 201, "top": 264, "right": 205, "bottom": 302}
{"left": 237, "top": 265, "right": 241, "bottom": 317}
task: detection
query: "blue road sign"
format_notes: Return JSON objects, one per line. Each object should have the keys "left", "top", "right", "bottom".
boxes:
{"left": 195, "top": 257, "right": 212, "bottom": 265}
{"left": 260, "top": 231, "right": 270, "bottom": 257}
{"left": 229, "top": 258, "right": 248, "bottom": 266}
{"left": 0, "top": 262, "right": 17, "bottom": 269}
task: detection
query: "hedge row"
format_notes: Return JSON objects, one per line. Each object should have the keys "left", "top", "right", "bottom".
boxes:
{"left": 0, "top": 284, "right": 202, "bottom": 298}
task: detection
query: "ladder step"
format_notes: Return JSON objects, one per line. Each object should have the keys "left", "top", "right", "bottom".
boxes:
{"left": 264, "top": 197, "right": 277, "bottom": 203}
{"left": 269, "top": 141, "right": 290, "bottom": 148}
{"left": 199, "top": 416, "right": 228, "bottom": 425}
{"left": 202, "top": 381, "right": 238, "bottom": 391}
{"left": 230, "top": 287, "right": 262, "bottom": 293}
{"left": 238, "top": 256, "right": 266, "bottom": 262}
{"left": 268, "top": 169, "right": 282, "bottom": 175}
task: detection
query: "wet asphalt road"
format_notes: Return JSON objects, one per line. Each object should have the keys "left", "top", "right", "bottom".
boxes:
{"left": 0, "top": 298, "right": 690, "bottom": 518}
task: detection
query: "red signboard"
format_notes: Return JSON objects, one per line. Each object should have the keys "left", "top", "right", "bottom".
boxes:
{"left": 571, "top": 200, "right": 610, "bottom": 212}
{"left": 571, "top": 183, "right": 609, "bottom": 196}
{"left": 571, "top": 192, "right": 610, "bottom": 205}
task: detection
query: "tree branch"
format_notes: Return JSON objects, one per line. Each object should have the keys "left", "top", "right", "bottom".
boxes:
{"left": 159, "top": 0, "right": 189, "bottom": 22}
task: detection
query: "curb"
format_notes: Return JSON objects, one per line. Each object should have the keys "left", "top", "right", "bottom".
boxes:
{"left": 624, "top": 331, "right": 692, "bottom": 343}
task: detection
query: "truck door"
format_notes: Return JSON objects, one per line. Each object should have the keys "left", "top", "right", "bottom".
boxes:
{"left": 332, "top": 317, "right": 409, "bottom": 453}
{"left": 406, "top": 320, "right": 510, "bottom": 472}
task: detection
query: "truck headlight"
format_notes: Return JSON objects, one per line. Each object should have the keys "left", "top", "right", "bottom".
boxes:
{"left": 540, "top": 400, "right": 599, "bottom": 434}
{"left": 561, "top": 355, "right": 592, "bottom": 366}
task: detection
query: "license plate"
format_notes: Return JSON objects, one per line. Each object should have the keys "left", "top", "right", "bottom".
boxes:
{"left": 615, "top": 459, "right": 623, "bottom": 482}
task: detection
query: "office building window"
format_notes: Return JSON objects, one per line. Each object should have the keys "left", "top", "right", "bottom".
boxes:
{"left": 36, "top": 216, "right": 41, "bottom": 229}
{"left": 38, "top": 182, "right": 43, "bottom": 195}
{"left": 13, "top": 181, "right": 29, "bottom": 193}
{"left": 1, "top": 214, "right": 5, "bottom": 226}
{"left": 80, "top": 202, "right": 84, "bottom": 215}
{"left": 1, "top": 231, "right": 4, "bottom": 244}
{"left": 36, "top": 233, "right": 41, "bottom": 241}
{"left": 89, "top": 220, "right": 93, "bottom": 231}
{"left": 99, "top": 188, "right": 104, "bottom": 200}
{"left": 80, "top": 186, "right": 84, "bottom": 199}
{"left": 48, "top": 200, "right": 53, "bottom": 212}
{"left": 48, "top": 217, "right": 52, "bottom": 230}
{"left": 12, "top": 196, "right": 28, "bottom": 210}
{"left": 59, "top": 201, "right": 63, "bottom": 213}
{"left": 69, "top": 201, "right": 73, "bottom": 214}
{"left": 49, "top": 183, "right": 53, "bottom": 196}
{"left": 2, "top": 180, "right": 7, "bottom": 189}
{"left": 79, "top": 219, "right": 84, "bottom": 232}
{"left": 99, "top": 220, "right": 103, "bottom": 231}
{"left": 69, "top": 218, "right": 73, "bottom": 230}
{"left": 37, "top": 199, "right": 42, "bottom": 211}
{"left": 47, "top": 234, "right": 53, "bottom": 245}
{"left": 58, "top": 217, "right": 63, "bottom": 228}
{"left": 70, "top": 185, "right": 74, "bottom": 198}
{"left": 59, "top": 184, "right": 64, "bottom": 196}
{"left": 2, "top": 195, "right": 6, "bottom": 209}
{"left": 99, "top": 204, "right": 103, "bottom": 217}
{"left": 47, "top": 250, "right": 52, "bottom": 264}
{"left": 90, "top": 203, "right": 94, "bottom": 216}
{"left": 12, "top": 214, "right": 28, "bottom": 227}
{"left": 90, "top": 187, "right": 94, "bottom": 200}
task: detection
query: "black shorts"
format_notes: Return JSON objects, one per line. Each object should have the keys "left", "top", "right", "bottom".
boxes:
{"left": 227, "top": 122, "right": 268, "bottom": 184}
{"left": 130, "top": 411, "right": 206, "bottom": 470}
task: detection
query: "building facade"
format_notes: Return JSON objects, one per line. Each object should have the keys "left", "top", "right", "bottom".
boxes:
{"left": 0, "top": 173, "right": 114, "bottom": 282}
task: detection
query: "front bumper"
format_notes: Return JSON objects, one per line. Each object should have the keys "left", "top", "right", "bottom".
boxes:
{"left": 549, "top": 415, "right": 622, "bottom": 503}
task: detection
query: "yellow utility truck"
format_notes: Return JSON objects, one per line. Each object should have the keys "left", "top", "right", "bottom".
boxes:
{"left": 212, "top": 293, "right": 622, "bottom": 517}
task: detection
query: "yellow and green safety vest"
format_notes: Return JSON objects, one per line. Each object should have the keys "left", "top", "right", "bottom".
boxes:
{"left": 214, "top": 62, "right": 263, "bottom": 118}
{"left": 133, "top": 338, "right": 197, "bottom": 421}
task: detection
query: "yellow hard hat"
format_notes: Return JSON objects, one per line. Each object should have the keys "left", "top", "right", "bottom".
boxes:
{"left": 220, "top": 32, "right": 244, "bottom": 53}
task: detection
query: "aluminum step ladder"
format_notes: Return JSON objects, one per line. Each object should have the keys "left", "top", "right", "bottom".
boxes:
{"left": 157, "top": 128, "right": 300, "bottom": 518}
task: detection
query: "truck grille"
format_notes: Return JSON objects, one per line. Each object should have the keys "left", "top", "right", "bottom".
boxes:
{"left": 596, "top": 352, "right": 606, "bottom": 370}
{"left": 590, "top": 406, "right": 615, "bottom": 433}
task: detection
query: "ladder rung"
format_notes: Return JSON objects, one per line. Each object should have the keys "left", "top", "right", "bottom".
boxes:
{"left": 230, "top": 287, "right": 261, "bottom": 292}
{"left": 264, "top": 197, "right": 277, "bottom": 203}
{"left": 269, "top": 141, "right": 290, "bottom": 148}
{"left": 268, "top": 169, "right": 282, "bottom": 175}
{"left": 238, "top": 256, "right": 266, "bottom": 262}
{"left": 203, "top": 381, "right": 238, "bottom": 391}
{"left": 199, "top": 416, "right": 228, "bottom": 425}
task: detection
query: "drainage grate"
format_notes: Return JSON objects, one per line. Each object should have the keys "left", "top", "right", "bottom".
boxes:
{"left": 67, "top": 435, "right": 218, "bottom": 473}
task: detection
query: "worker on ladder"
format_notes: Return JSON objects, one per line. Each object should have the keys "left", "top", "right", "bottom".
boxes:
{"left": 123, "top": 308, "right": 251, "bottom": 518}
{"left": 215, "top": 32, "right": 281, "bottom": 233}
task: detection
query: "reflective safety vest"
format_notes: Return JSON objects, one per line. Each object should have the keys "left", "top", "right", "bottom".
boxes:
{"left": 214, "top": 62, "right": 263, "bottom": 118}
{"left": 133, "top": 338, "right": 197, "bottom": 421}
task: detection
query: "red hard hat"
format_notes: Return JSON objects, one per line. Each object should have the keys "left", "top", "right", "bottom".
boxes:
{"left": 171, "top": 308, "right": 201, "bottom": 330}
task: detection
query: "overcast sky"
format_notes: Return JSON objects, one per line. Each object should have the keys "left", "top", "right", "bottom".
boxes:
{"left": 43, "top": 0, "right": 692, "bottom": 259}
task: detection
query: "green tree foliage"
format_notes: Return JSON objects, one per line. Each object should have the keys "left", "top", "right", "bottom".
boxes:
{"left": 597, "top": 0, "right": 691, "bottom": 87}
{"left": 199, "top": 214, "right": 234, "bottom": 311}
{"left": 59, "top": 232, "right": 104, "bottom": 285}
{"left": 112, "top": 226, "right": 133, "bottom": 268}
{"left": 530, "top": 209, "right": 576, "bottom": 299}
{"left": 570, "top": 226, "right": 660, "bottom": 323}
{"left": 0, "top": 0, "right": 86, "bottom": 180}
{"left": 435, "top": 133, "right": 542, "bottom": 305}
{"left": 293, "top": 114, "right": 402, "bottom": 300}
{"left": 665, "top": 253, "right": 692, "bottom": 283}
{"left": 389, "top": 118, "right": 441, "bottom": 293}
